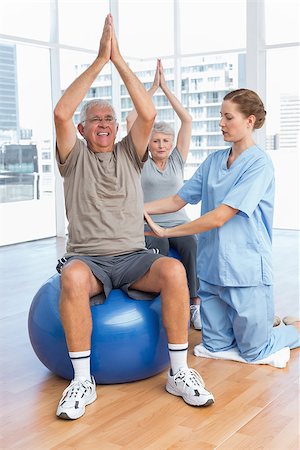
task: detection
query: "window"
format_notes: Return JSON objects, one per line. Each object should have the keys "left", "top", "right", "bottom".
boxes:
{"left": 59, "top": 50, "right": 112, "bottom": 126}
{"left": 0, "top": 43, "right": 53, "bottom": 202}
{"left": 0, "top": 0, "right": 51, "bottom": 41}
{"left": 180, "top": 0, "right": 246, "bottom": 53}
{"left": 265, "top": 19, "right": 299, "bottom": 230}
{"left": 42, "top": 165, "right": 51, "bottom": 173}
{"left": 0, "top": 42, "right": 56, "bottom": 244}
{"left": 265, "top": 0, "right": 299, "bottom": 45}
{"left": 58, "top": 1, "right": 109, "bottom": 49}
{"left": 181, "top": 53, "right": 243, "bottom": 176}
{"left": 266, "top": 47, "right": 299, "bottom": 152}
{"left": 42, "top": 151, "right": 51, "bottom": 160}
{"left": 119, "top": 0, "right": 174, "bottom": 58}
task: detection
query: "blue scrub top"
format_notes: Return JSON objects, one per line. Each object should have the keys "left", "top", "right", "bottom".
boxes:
{"left": 178, "top": 145, "right": 275, "bottom": 287}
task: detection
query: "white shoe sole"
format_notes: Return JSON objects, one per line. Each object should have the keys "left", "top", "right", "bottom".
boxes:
{"left": 56, "top": 392, "right": 97, "bottom": 420}
{"left": 166, "top": 384, "right": 214, "bottom": 407}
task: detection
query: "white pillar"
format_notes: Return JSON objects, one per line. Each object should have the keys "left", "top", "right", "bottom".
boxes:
{"left": 174, "top": 0, "right": 181, "bottom": 136}
{"left": 246, "top": 0, "right": 266, "bottom": 148}
{"left": 50, "top": 0, "right": 66, "bottom": 236}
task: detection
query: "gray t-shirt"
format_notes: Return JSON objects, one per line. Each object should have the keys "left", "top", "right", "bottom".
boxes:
{"left": 141, "top": 147, "right": 189, "bottom": 226}
{"left": 56, "top": 133, "right": 147, "bottom": 256}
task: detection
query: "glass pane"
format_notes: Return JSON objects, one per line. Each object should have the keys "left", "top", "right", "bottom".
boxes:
{"left": 0, "top": 42, "right": 56, "bottom": 245}
{"left": 266, "top": 47, "right": 300, "bottom": 152}
{"left": 58, "top": 0, "right": 109, "bottom": 49}
{"left": 265, "top": 0, "right": 300, "bottom": 45}
{"left": 266, "top": 47, "right": 300, "bottom": 230}
{"left": 0, "top": 0, "right": 51, "bottom": 41}
{"left": 119, "top": 0, "right": 174, "bottom": 58}
{"left": 180, "top": 0, "right": 246, "bottom": 54}
{"left": 59, "top": 49, "right": 112, "bottom": 125}
{"left": 182, "top": 52, "right": 245, "bottom": 178}
{"left": 119, "top": 59, "right": 175, "bottom": 136}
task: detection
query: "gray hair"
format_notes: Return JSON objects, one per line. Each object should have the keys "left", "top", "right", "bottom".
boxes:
{"left": 152, "top": 121, "right": 175, "bottom": 141}
{"left": 79, "top": 99, "right": 117, "bottom": 124}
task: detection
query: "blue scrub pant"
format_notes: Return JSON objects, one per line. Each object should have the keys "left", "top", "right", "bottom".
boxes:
{"left": 199, "top": 281, "right": 300, "bottom": 361}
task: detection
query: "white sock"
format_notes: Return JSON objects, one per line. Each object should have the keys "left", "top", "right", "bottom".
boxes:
{"left": 69, "top": 350, "right": 91, "bottom": 380}
{"left": 168, "top": 343, "right": 188, "bottom": 374}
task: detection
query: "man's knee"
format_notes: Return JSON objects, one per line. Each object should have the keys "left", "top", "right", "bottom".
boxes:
{"left": 61, "top": 260, "right": 92, "bottom": 292}
{"left": 158, "top": 257, "right": 188, "bottom": 286}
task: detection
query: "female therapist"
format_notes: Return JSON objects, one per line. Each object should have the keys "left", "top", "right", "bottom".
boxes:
{"left": 144, "top": 88, "right": 300, "bottom": 368}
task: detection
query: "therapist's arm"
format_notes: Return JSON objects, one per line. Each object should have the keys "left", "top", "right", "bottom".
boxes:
{"left": 144, "top": 204, "right": 239, "bottom": 238}
{"left": 144, "top": 194, "right": 187, "bottom": 215}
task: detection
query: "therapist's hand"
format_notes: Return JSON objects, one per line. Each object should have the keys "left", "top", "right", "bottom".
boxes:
{"left": 144, "top": 211, "right": 168, "bottom": 238}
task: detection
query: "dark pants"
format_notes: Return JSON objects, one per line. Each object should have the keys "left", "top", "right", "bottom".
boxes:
{"left": 145, "top": 235, "right": 199, "bottom": 298}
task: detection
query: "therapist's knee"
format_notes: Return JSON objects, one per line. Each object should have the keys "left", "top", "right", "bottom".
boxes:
{"left": 239, "top": 349, "right": 261, "bottom": 362}
{"left": 236, "top": 338, "right": 265, "bottom": 361}
{"left": 202, "top": 326, "right": 235, "bottom": 353}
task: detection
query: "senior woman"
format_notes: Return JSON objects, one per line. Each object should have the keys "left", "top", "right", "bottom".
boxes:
{"left": 127, "top": 59, "right": 201, "bottom": 329}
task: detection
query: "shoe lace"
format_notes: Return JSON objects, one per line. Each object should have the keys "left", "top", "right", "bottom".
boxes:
{"left": 61, "top": 379, "right": 92, "bottom": 402}
{"left": 174, "top": 368, "right": 205, "bottom": 391}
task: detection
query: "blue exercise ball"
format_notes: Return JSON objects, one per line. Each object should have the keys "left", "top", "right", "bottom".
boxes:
{"left": 28, "top": 274, "right": 170, "bottom": 384}
{"left": 168, "top": 247, "right": 180, "bottom": 260}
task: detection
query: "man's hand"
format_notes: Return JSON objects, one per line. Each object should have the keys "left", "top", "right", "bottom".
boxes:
{"left": 152, "top": 60, "right": 160, "bottom": 91}
{"left": 144, "top": 211, "right": 167, "bottom": 238}
{"left": 98, "top": 14, "right": 112, "bottom": 63}
{"left": 159, "top": 60, "right": 167, "bottom": 90}
{"left": 110, "top": 14, "right": 121, "bottom": 63}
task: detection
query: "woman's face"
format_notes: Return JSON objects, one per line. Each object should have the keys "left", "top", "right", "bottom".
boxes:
{"left": 219, "top": 100, "right": 254, "bottom": 143}
{"left": 149, "top": 132, "right": 173, "bottom": 161}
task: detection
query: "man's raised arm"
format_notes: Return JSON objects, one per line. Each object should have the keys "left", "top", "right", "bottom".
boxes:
{"left": 110, "top": 17, "right": 156, "bottom": 159}
{"left": 54, "top": 15, "right": 112, "bottom": 163}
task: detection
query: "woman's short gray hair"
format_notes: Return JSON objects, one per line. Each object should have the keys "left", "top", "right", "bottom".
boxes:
{"left": 152, "top": 121, "right": 175, "bottom": 141}
{"left": 79, "top": 99, "right": 117, "bottom": 124}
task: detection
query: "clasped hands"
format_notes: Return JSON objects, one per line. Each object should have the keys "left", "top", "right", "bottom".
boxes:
{"left": 98, "top": 14, "right": 121, "bottom": 64}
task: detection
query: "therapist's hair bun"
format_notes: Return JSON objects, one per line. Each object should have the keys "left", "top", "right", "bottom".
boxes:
{"left": 224, "top": 89, "right": 266, "bottom": 129}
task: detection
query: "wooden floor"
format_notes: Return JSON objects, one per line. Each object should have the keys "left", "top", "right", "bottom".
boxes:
{"left": 0, "top": 230, "right": 299, "bottom": 449}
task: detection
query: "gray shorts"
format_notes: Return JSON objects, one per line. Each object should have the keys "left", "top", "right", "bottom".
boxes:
{"left": 60, "top": 249, "right": 163, "bottom": 305}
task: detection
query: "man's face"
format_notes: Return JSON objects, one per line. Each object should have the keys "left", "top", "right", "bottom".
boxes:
{"left": 78, "top": 105, "right": 119, "bottom": 152}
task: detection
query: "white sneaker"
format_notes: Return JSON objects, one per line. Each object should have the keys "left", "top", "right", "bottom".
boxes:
{"left": 190, "top": 305, "right": 202, "bottom": 330}
{"left": 56, "top": 377, "right": 97, "bottom": 420}
{"left": 166, "top": 368, "right": 214, "bottom": 406}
